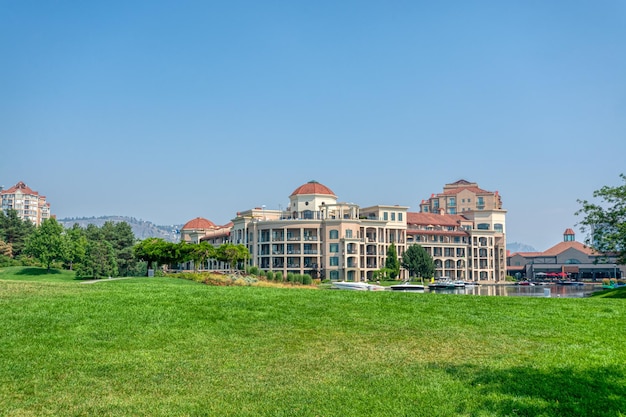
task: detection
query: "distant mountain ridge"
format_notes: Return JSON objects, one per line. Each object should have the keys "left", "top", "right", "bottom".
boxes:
{"left": 58, "top": 216, "right": 182, "bottom": 242}
{"left": 506, "top": 242, "right": 537, "bottom": 253}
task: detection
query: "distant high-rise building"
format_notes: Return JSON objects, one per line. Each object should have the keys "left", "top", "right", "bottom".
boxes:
{"left": 0, "top": 181, "right": 51, "bottom": 226}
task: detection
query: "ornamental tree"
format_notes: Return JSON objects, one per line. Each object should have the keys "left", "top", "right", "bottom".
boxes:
{"left": 384, "top": 242, "right": 400, "bottom": 279}
{"left": 576, "top": 173, "right": 626, "bottom": 264}
{"left": 402, "top": 244, "right": 435, "bottom": 281}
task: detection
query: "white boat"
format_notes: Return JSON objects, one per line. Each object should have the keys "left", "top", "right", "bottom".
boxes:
{"left": 332, "top": 281, "right": 386, "bottom": 291}
{"left": 389, "top": 281, "right": 425, "bottom": 291}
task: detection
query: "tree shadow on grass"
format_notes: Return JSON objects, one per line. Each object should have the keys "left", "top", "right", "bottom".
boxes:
{"left": 435, "top": 363, "right": 625, "bottom": 417}
{"left": 15, "top": 267, "right": 62, "bottom": 275}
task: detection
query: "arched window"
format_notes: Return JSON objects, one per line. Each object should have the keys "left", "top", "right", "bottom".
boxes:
{"left": 477, "top": 223, "right": 490, "bottom": 230}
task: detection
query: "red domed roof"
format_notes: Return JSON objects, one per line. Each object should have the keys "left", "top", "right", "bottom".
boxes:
{"left": 290, "top": 180, "right": 335, "bottom": 197}
{"left": 182, "top": 217, "right": 216, "bottom": 230}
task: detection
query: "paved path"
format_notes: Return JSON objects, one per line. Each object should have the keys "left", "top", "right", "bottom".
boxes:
{"left": 80, "top": 277, "right": 136, "bottom": 284}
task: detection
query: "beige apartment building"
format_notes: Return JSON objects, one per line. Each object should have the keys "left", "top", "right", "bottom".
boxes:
{"left": 183, "top": 179, "right": 507, "bottom": 283}
{"left": 420, "top": 179, "right": 503, "bottom": 214}
{"left": 0, "top": 181, "right": 51, "bottom": 226}
{"left": 230, "top": 181, "right": 408, "bottom": 281}
{"left": 412, "top": 180, "right": 507, "bottom": 282}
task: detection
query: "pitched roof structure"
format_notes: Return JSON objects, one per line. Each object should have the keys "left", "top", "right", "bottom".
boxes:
{"left": 0, "top": 181, "right": 41, "bottom": 197}
{"left": 406, "top": 212, "right": 466, "bottom": 227}
{"left": 541, "top": 240, "right": 597, "bottom": 257}
{"left": 441, "top": 186, "right": 491, "bottom": 195}
{"left": 290, "top": 180, "right": 335, "bottom": 197}
{"left": 182, "top": 217, "right": 217, "bottom": 230}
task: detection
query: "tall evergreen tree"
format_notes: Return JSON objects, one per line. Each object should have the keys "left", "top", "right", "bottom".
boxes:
{"left": 385, "top": 242, "right": 400, "bottom": 279}
{"left": 65, "top": 223, "right": 88, "bottom": 270}
{"left": 0, "top": 209, "right": 35, "bottom": 256}
{"left": 76, "top": 240, "right": 118, "bottom": 279}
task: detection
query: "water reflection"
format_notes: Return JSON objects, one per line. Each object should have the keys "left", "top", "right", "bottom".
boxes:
{"left": 427, "top": 284, "right": 600, "bottom": 298}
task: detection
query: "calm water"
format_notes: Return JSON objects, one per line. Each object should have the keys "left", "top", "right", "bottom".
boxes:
{"left": 426, "top": 283, "right": 600, "bottom": 298}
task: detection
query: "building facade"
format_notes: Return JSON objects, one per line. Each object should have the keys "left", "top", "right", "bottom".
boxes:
{"left": 408, "top": 179, "right": 507, "bottom": 282}
{"left": 419, "top": 179, "right": 503, "bottom": 215}
{"left": 230, "top": 181, "right": 409, "bottom": 281}
{"left": 183, "top": 179, "right": 506, "bottom": 283}
{"left": 0, "top": 181, "right": 51, "bottom": 226}
{"left": 507, "top": 229, "right": 623, "bottom": 281}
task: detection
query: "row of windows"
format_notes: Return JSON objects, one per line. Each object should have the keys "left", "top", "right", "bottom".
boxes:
{"left": 382, "top": 212, "right": 403, "bottom": 222}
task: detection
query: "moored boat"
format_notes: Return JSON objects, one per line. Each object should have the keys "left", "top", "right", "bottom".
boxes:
{"left": 428, "top": 278, "right": 457, "bottom": 289}
{"left": 389, "top": 281, "right": 425, "bottom": 291}
{"left": 332, "top": 281, "right": 386, "bottom": 291}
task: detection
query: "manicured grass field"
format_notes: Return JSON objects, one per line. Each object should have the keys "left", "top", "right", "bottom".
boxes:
{"left": 1, "top": 267, "right": 625, "bottom": 416}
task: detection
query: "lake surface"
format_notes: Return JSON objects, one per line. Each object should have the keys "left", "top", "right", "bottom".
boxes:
{"left": 427, "top": 283, "right": 600, "bottom": 298}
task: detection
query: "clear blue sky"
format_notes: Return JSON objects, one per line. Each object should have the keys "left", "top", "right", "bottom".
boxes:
{"left": 1, "top": 1, "right": 625, "bottom": 251}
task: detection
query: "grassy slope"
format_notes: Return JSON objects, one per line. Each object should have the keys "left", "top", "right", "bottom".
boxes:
{"left": 0, "top": 267, "right": 624, "bottom": 417}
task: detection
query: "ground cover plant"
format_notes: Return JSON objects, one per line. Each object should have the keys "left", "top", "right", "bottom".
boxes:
{"left": 1, "top": 267, "right": 625, "bottom": 416}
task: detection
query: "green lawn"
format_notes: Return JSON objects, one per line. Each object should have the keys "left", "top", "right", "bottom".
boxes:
{"left": 1, "top": 267, "right": 625, "bottom": 416}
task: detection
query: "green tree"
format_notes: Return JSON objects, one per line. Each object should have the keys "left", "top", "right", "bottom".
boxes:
{"left": 24, "top": 218, "right": 68, "bottom": 271}
{"left": 576, "top": 173, "right": 626, "bottom": 264}
{"left": 64, "top": 223, "right": 87, "bottom": 270}
{"left": 184, "top": 241, "right": 216, "bottom": 271}
{"left": 402, "top": 244, "right": 435, "bottom": 281}
{"left": 133, "top": 238, "right": 176, "bottom": 275}
{"left": 99, "top": 221, "right": 137, "bottom": 276}
{"left": 216, "top": 243, "right": 250, "bottom": 273}
{"left": 0, "top": 209, "right": 35, "bottom": 257}
{"left": 76, "top": 240, "right": 118, "bottom": 279}
{"left": 384, "top": 242, "right": 400, "bottom": 279}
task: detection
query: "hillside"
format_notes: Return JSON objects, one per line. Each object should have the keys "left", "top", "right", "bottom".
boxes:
{"left": 58, "top": 216, "right": 182, "bottom": 242}
{"left": 506, "top": 242, "right": 537, "bottom": 253}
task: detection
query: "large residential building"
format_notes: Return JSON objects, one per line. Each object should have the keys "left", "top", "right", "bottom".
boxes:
{"left": 0, "top": 181, "right": 51, "bottom": 226}
{"left": 410, "top": 180, "right": 507, "bottom": 282}
{"left": 230, "top": 181, "right": 409, "bottom": 281}
{"left": 181, "top": 179, "right": 507, "bottom": 283}
{"left": 419, "top": 179, "right": 503, "bottom": 214}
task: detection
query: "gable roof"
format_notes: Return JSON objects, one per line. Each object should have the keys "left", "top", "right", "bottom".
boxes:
{"left": 0, "top": 181, "right": 40, "bottom": 196}
{"left": 441, "top": 186, "right": 491, "bottom": 195}
{"left": 541, "top": 241, "right": 597, "bottom": 257}
{"left": 406, "top": 212, "right": 467, "bottom": 227}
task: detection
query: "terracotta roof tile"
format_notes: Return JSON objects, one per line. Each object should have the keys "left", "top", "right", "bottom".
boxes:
{"left": 182, "top": 217, "right": 216, "bottom": 230}
{"left": 406, "top": 212, "right": 466, "bottom": 227}
{"left": 441, "top": 186, "right": 490, "bottom": 195}
{"left": 0, "top": 181, "right": 39, "bottom": 196}
{"left": 541, "top": 241, "right": 597, "bottom": 257}
{"left": 290, "top": 180, "right": 335, "bottom": 197}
